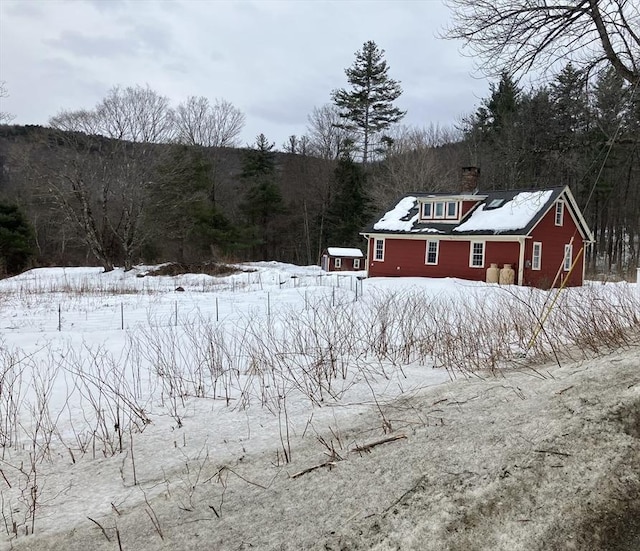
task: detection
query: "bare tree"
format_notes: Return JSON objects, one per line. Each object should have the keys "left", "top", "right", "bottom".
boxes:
{"left": 305, "top": 104, "right": 353, "bottom": 160}
{"left": 45, "top": 135, "right": 156, "bottom": 271}
{"left": 174, "top": 96, "right": 245, "bottom": 147}
{"left": 96, "top": 85, "right": 175, "bottom": 142}
{"left": 443, "top": 0, "right": 640, "bottom": 84}
{"left": 49, "top": 85, "right": 175, "bottom": 143}
{"left": 49, "top": 109, "right": 101, "bottom": 135}
{"left": 46, "top": 85, "right": 176, "bottom": 269}
{"left": 0, "top": 81, "right": 16, "bottom": 124}
{"left": 370, "top": 124, "right": 463, "bottom": 207}
{"left": 282, "top": 135, "right": 310, "bottom": 155}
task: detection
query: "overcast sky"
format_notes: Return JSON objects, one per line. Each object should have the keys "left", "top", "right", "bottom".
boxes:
{"left": 0, "top": 0, "right": 493, "bottom": 149}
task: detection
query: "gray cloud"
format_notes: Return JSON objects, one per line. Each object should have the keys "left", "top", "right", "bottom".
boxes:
{"left": 45, "top": 31, "right": 140, "bottom": 58}
{"left": 0, "top": 0, "right": 494, "bottom": 148}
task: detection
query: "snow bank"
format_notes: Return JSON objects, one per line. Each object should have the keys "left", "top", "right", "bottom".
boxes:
{"left": 2, "top": 263, "right": 639, "bottom": 550}
{"left": 10, "top": 346, "right": 640, "bottom": 551}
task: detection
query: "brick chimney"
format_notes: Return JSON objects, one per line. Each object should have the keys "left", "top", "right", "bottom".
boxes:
{"left": 461, "top": 166, "right": 480, "bottom": 194}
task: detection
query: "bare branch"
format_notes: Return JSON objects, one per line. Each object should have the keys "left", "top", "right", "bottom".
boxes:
{"left": 443, "top": 0, "right": 640, "bottom": 84}
{"left": 174, "top": 96, "right": 245, "bottom": 148}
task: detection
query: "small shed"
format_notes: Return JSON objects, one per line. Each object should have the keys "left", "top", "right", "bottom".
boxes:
{"left": 321, "top": 247, "right": 364, "bottom": 272}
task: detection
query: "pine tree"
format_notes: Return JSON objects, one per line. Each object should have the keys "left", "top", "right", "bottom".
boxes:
{"left": 151, "top": 146, "right": 242, "bottom": 262}
{"left": 474, "top": 72, "right": 522, "bottom": 138}
{"left": 332, "top": 40, "right": 405, "bottom": 163}
{"left": 325, "top": 153, "right": 371, "bottom": 247}
{"left": 241, "top": 134, "right": 285, "bottom": 259}
{"left": 549, "top": 63, "right": 591, "bottom": 147}
{"left": 0, "top": 202, "right": 35, "bottom": 275}
{"left": 467, "top": 72, "right": 526, "bottom": 187}
{"left": 593, "top": 68, "right": 628, "bottom": 139}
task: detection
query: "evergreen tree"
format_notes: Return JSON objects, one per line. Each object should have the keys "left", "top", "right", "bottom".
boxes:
{"left": 549, "top": 64, "right": 591, "bottom": 148}
{"left": 151, "top": 145, "right": 242, "bottom": 262}
{"left": 332, "top": 40, "right": 405, "bottom": 163}
{"left": 240, "top": 134, "right": 285, "bottom": 259}
{"left": 466, "top": 72, "right": 526, "bottom": 187}
{"left": 325, "top": 153, "right": 371, "bottom": 247}
{"left": 588, "top": 68, "right": 640, "bottom": 272}
{"left": 517, "top": 87, "right": 555, "bottom": 183}
{"left": 0, "top": 202, "right": 35, "bottom": 275}
{"left": 474, "top": 72, "right": 521, "bottom": 138}
{"left": 593, "top": 68, "right": 628, "bottom": 139}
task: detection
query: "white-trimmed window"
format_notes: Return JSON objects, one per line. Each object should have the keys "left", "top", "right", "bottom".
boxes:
{"left": 563, "top": 244, "right": 573, "bottom": 271}
{"left": 425, "top": 240, "right": 439, "bottom": 265}
{"left": 353, "top": 258, "right": 360, "bottom": 269}
{"left": 532, "top": 242, "right": 542, "bottom": 270}
{"left": 470, "top": 242, "right": 485, "bottom": 268}
{"left": 555, "top": 201, "right": 564, "bottom": 226}
{"left": 420, "top": 200, "right": 460, "bottom": 221}
{"left": 374, "top": 238, "right": 385, "bottom": 261}
{"left": 334, "top": 258, "right": 342, "bottom": 269}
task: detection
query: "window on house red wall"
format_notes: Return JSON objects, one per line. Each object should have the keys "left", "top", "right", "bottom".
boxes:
{"left": 374, "top": 239, "right": 384, "bottom": 261}
{"left": 563, "top": 244, "right": 573, "bottom": 271}
{"left": 470, "top": 242, "right": 485, "bottom": 267}
{"left": 334, "top": 258, "right": 342, "bottom": 268}
{"left": 354, "top": 258, "right": 361, "bottom": 269}
{"left": 555, "top": 201, "right": 564, "bottom": 226}
{"left": 532, "top": 242, "right": 542, "bottom": 270}
{"left": 425, "top": 240, "right": 439, "bottom": 264}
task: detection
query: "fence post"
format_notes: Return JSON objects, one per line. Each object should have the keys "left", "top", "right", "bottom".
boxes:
{"left": 121, "top": 303, "right": 124, "bottom": 330}
{"left": 58, "top": 304, "right": 61, "bottom": 331}
{"left": 216, "top": 296, "right": 219, "bottom": 322}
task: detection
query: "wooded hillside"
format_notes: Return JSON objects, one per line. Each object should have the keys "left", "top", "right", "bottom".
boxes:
{"left": 1, "top": 63, "right": 638, "bottom": 276}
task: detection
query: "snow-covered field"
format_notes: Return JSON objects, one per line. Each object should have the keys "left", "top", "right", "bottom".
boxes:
{"left": 1, "top": 263, "right": 639, "bottom": 550}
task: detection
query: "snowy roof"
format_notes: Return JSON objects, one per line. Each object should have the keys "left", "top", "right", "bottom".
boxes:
{"left": 373, "top": 196, "right": 420, "bottom": 232}
{"left": 327, "top": 247, "right": 364, "bottom": 258}
{"left": 453, "top": 190, "right": 553, "bottom": 233}
{"left": 363, "top": 187, "right": 571, "bottom": 237}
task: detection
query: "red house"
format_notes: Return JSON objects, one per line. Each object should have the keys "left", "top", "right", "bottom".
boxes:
{"left": 321, "top": 247, "right": 364, "bottom": 272}
{"left": 361, "top": 185, "right": 594, "bottom": 287}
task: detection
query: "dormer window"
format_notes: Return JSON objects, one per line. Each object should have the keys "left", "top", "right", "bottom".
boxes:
{"left": 420, "top": 200, "right": 461, "bottom": 222}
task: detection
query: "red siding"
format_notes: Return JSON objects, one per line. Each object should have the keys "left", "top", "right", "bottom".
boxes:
{"left": 368, "top": 237, "right": 520, "bottom": 282}
{"left": 460, "top": 200, "right": 481, "bottom": 218}
{"left": 524, "top": 205, "right": 585, "bottom": 287}
{"left": 366, "top": 193, "right": 589, "bottom": 287}
{"left": 325, "top": 256, "right": 362, "bottom": 272}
